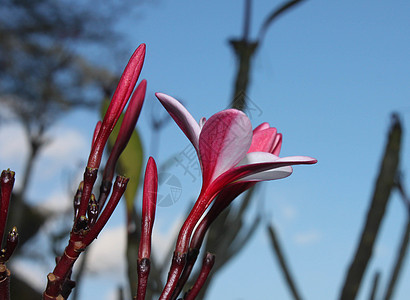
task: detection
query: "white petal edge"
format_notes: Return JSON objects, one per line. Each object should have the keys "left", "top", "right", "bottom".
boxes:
{"left": 235, "top": 152, "right": 315, "bottom": 181}
{"left": 238, "top": 165, "right": 293, "bottom": 181}
{"left": 156, "top": 92, "right": 201, "bottom": 150}
{"left": 238, "top": 152, "right": 317, "bottom": 166}
{"left": 237, "top": 151, "right": 279, "bottom": 166}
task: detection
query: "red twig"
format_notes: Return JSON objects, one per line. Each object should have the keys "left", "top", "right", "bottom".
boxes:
{"left": 0, "top": 170, "right": 15, "bottom": 244}
{"left": 172, "top": 183, "right": 252, "bottom": 298}
{"left": 83, "top": 176, "right": 129, "bottom": 245}
{"left": 159, "top": 191, "right": 210, "bottom": 300}
{"left": 183, "top": 253, "right": 215, "bottom": 300}
{"left": 75, "top": 167, "right": 98, "bottom": 225}
{"left": 44, "top": 176, "right": 129, "bottom": 299}
{"left": 0, "top": 264, "right": 10, "bottom": 300}
{"left": 0, "top": 170, "right": 18, "bottom": 300}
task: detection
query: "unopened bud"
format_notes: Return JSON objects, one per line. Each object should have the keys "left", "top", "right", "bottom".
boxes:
{"left": 87, "top": 195, "right": 98, "bottom": 226}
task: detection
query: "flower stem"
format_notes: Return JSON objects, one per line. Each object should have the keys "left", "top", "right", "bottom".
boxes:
{"left": 0, "top": 170, "right": 15, "bottom": 245}
{"left": 76, "top": 167, "right": 98, "bottom": 222}
{"left": 159, "top": 190, "right": 212, "bottom": 300}
{"left": 0, "top": 264, "right": 11, "bottom": 300}
{"left": 135, "top": 258, "right": 150, "bottom": 300}
{"left": 183, "top": 253, "right": 215, "bottom": 300}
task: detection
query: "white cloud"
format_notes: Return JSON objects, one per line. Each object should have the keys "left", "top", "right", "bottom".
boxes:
{"left": 293, "top": 229, "right": 322, "bottom": 245}
{"left": 105, "top": 289, "right": 119, "bottom": 300}
{"left": 0, "top": 124, "right": 88, "bottom": 165}
{"left": 37, "top": 128, "right": 88, "bottom": 179}
{"left": 35, "top": 189, "right": 73, "bottom": 214}
{"left": 0, "top": 125, "right": 28, "bottom": 159}
{"left": 82, "top": 218, "right": 183, "bottom": 275}
{"left": 11, "top": 259, "right": 48, "bottom": 292}
{"left": 86, "top": 226, "right": 127, "bottom": 274}
{"left": 42, "top": 128, "right": 88, "bottom": 161}
{"left": 0, "top": 123, "right": 89, "bottom": 190}
{"left": 281, "top": 204, "right": 298, "bottom": 221}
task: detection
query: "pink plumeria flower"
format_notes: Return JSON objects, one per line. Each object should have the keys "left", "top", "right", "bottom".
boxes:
{"left": 156, "top": 92, "right": 317, "bottom": 299}
{"left": 156, "top": 92, "right": 317, "bottom": 201}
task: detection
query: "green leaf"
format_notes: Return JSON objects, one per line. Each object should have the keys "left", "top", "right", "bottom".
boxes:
{"left": 101, "top": 99, "right": 144, "bottom": 211}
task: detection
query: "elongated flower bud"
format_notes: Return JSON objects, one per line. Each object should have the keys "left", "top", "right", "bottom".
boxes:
{"left": 88, "top": 43, "right": 146, "bottom": 169}
{"left": 103, "top": 79, "right": 147, "bottom": 183}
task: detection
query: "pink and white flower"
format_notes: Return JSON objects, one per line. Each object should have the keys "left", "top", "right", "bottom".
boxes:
{"left": 156, "top": 92, "right": 317, "bottom": 299}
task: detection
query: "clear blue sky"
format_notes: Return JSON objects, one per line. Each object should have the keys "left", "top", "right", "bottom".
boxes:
{"left": 1, "top": 1, "right": 409, "bottom": 299}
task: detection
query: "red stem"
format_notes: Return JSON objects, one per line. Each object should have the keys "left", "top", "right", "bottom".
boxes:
{"left": 159, "top": 190, "right": 212, "bottom": 300}
{"left": 172, "top": 187, "right": 242, "bottom": 298}
{"left": 1, "top": 228, "right": 18, "bottom": 263}
{"left": 0, "top": 264, "right": 10, "bottom": 300}
{"left": 183, "top": 253, "right": 215, "bottom": 300}
{"left": 172, "top": 183, "right": 254, "bottom": 298}
{"left": 83, "top": 176, "right": 128, "bottom": 246}
{"left": 91, "top": 121, "right": 102, "bottom": 148}
{"left": 136, "top": 258, "right": 150, "bottom": 300}
{"left": 0, "top": 170, "right": 15, "bottom": 246}
{"left": 76, "top": 167, "right": 98, "bottom": 224}
{"left": 174, "top": 190, "right": 210, "bottom": 254}
{"left": 170, "top": 249, "right": 199, "bottom": 300}
{"left": 44, "top": 176, "right": 128, "bottom": 299}
{"left": 159, "top": 252, "right": 187, "bottom": 300}
{"left": 97, "top": 180, "right": 112, "bottom": 212}
{"left": 44, "top": 239, "right": 83, "bottom": 299}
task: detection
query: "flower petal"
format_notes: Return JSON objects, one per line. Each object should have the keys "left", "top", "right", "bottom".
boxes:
{"left": 248, "top": 127, "right": 277, "bottom": 153}
{"left": 237, "top": 152, "right": 280, "bottom": 166}
{"left": 207, "top": 152, "right": 317, "bottom": 197}
{"left": 272, "top": 133, "right": 282, "bottom": 156}
{"left": 156, "top": 93, "right": 201, "bottom": 150}
{"left": 239, "top": 165, "right": 293, "bottom": 181}
{"left": 199, "top": 109, "right": 252, "bottom": 187}
{"left": 236, "top": 152, "right": 316, "bottom": 181}
{"left": 253, "top": 122, "right": 270, "bottom": 133}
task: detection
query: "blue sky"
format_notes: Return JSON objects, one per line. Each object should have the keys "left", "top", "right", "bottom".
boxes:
{"left": 1, "top": 1, "right": 409, "bottom": 299}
